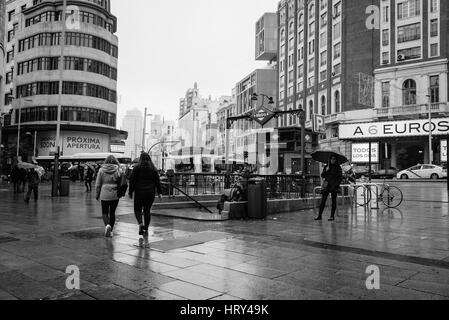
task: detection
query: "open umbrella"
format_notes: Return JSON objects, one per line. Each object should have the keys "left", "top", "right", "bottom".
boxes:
{"left": 17, "top": 162, "right": 39, "bottom": 170}
{"left": 311, "top": 150, "right": 348, "bottom": 165}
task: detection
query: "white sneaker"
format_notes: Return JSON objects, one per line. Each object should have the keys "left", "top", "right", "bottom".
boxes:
{"left": 105, "top": 225, "right": 112, "bottom": 237}
{"left": 110, "top": 231, "right": 114, "bottom": 237}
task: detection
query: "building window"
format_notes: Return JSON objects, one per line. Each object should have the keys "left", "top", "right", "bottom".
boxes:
{"left": 430, "top": 0, "right": 438, "bottom": 13}
{"left": 334, "top": 90, "right": 340, "bottom": 113}
{"left": 333, "top": 43, "right": 341, "bottom": 59}
{"left": 398, "top": 47, "right": 421, "bottom": 61}
{"left": 333, "top": 2, "right": 341, "bottom": 18}
{"left": 397, "top": 23, "right": 421, "bottom": 43}
{"left": 382, "top": 52, "right": 390, "bottom": 64}
{"left": 397, "top": 0, "right": 421, "bottom": 20}
{"left": 430, "top": 75, "right": 439, "bottom": 103}
{"left": 8, "top": 10, "right": 15, "bottom": 22}
{"left": 430, "top": 43, "right": 439, "bottom": 57}
{"left": 382, "top": 82, "right": 390, "bottom": 108}
{"left": 321, "top": 96, "right": 326, "bottom": 115}
{"left": 308, "top": 100, "right": 314, "bottom": 120}
{"left": 382, "top": 29, "right": 389, "bottom": 46}
{"left": 382, "top": 6, "right": 390, "bottom": 23}
{"left": 430, "top": 19, "right": 438, "bottom": 37}
{"left": 402, "top": 79, "right": 417, "bottom": 105}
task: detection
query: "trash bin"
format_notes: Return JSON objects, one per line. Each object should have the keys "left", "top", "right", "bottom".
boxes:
{"left": 247, "top": 178, "right": 267, "bottom": 219}
{"left": 59, "top": 176, "right": 70, "bottom": 197}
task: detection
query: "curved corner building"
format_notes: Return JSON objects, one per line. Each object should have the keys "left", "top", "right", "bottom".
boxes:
{"left": 3, "top": 0, "right": 126, "bottom": 160}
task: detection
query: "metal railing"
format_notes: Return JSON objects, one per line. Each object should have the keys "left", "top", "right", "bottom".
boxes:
{"left": 162, "top": 173, "right": 321, "bottom": 200}
{"left": 376, "top": 102, "right": 449, "bottom": 117}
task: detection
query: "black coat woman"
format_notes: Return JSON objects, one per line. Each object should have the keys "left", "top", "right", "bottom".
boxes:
{"left": 129, "top": 153, "right": 162, "bottom": 239}
{"left": 315, "top": 155, "right": 343, "bottom": 221}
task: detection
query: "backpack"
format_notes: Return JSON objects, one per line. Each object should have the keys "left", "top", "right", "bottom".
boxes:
{"left": 29, "top": 171, "right": 40, "bottom": 186}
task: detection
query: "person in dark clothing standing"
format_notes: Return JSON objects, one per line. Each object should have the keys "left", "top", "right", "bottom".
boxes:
{"left": 84, "top": 164, "right": 94, "bottom": 192}
{"left": 315, "top": 155, "right": 343, "bottom": 222}
{"left": 25, "top": 168, "right": 40, "bottom": 203}
{"left": 129, "top": 153, "right": 162, "bottom": 239}
{"left": 18, "top": 168, "right": 27, "bottom": 193}
{"left": 10, "top": 166, "right": 20, "bottom": 193}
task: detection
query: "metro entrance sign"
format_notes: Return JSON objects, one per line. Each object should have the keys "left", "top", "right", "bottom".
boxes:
{"left": 250, "top": 106, "right": 275, "bottom": 126}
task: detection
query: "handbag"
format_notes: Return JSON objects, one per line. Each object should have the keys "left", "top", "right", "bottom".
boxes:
{"left": 117, "top": 173, "right": 128, "bottom": 198}
{"left": 317, "top": 180, "right": 328, "bottom": 194}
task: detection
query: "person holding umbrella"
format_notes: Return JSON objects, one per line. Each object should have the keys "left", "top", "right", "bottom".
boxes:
{"left": 312, "top": 151, "right": 345, "bottom": 222}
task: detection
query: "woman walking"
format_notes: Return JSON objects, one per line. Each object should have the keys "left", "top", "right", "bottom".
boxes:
{"left": 95, "top": 155, "right": 124, "bottom": 237}
{"left": 315, "top": 155, "right": 343, "bottom": 222}
{"left": 129, "top": 153, "right": 162, "bottom": 239}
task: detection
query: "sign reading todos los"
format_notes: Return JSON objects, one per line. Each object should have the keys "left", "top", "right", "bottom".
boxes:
{"left": 37, "top": 131, "right": 109, "bottom": 156}
{"left": 340, "top": 119, "right": 449, "bottom": 140}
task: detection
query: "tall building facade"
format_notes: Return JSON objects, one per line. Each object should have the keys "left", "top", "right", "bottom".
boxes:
{"left": 2, "top": 0, "right": 126, "bottom": 163}
{"left": 275, "top": 0, "right": 379, "bottom": 157}
{"left": 340, "top": 0, "right": 449, "bottom": 170}
{"left": 122, "top": 108, "right": 143, "bottom": 159}
{"left": 0, "top": 0, "right": 5, "bottom": 110}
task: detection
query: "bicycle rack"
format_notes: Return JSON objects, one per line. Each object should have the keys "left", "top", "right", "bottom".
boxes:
{"left": 361, "top": 183, "right": 383, "bottom": 211}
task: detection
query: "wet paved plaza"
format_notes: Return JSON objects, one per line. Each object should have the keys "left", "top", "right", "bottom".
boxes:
{"left": 0, "top": 181, "right": 449, "bottom": 300}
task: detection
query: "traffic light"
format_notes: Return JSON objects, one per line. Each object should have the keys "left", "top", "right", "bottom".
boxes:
{"left": 244, "top": 151, "right": 249, "bottom": 159}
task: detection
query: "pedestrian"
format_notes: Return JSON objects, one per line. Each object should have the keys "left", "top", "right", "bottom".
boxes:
{"left": 95, "top": 155, "right": 124, "bottom": 238}
{"left": 129, "top": 152, "right": 162, "bottom": 239}
{"left": 315, "top": 155, "right": 343, "bottom": 222}
{"left": 25, "top": 168, "right": 40, "bottom": 203}
{"left": 10, "top": 165, "right": 19, "bottom": 193}
{"left": 84, "top": 164, "right": 94, "bottom": 192}
{"left": 18, "top": 168, "right": 27, "bottom": 193}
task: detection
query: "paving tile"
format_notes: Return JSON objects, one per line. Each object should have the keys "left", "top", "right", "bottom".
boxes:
{"left": 137, "top": 287, "right": 187, "bottom": 300}
{"left": 157, "top": 280, "right": 222, "bottom": 300}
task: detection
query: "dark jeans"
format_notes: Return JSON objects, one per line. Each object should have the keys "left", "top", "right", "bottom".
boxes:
{"left": 101, "top": 200, "right": 119, "bottom": 230}
{"left": 134, "top": 192, "right": 155, "bottom": 230}
{"left": 85, "top": 180, "right": 92, "bottom": 191}
{"left": 25, "top": 186, "right": 39, "bottom": 202}
{"left": 318, "top": 191, "right": 338, "bottom": 218}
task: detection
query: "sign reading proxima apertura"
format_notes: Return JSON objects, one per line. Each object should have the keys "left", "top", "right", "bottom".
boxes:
{"left": 340, "top": 119, "right": 449, "bottom": 140}
{"left": 37, "top": 131, "right": 109, "bottom": 156}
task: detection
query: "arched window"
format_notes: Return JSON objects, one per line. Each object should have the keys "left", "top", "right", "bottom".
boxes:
{"left": 309, "top": 4, "right": 315, "bottom": 19}
{"left": 321, "top": 96, "right": 326, "bottom": 115}
{"left": 298, "top": 13, "right": 304, "bottom": 27}
{"left": 403, "top": 79, "right": 417, "bottom": 105}
{"left": 308, "top": 100, "right": 314, "bottom": 120}
{"left": 334, "top": 90, "right": 340, "bottom": 113}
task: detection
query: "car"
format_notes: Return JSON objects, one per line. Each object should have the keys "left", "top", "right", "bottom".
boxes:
{"left": 372, "top": 167, "right": 398, "bottom": 179}
{"left": 397, "top": 164, "right": 447, "bottom": 180}
{"left": 352, "top": 166, "right": 375, "bottom": 179}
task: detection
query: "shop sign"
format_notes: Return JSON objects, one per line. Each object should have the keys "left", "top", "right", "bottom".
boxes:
{"left": 37, "top": 131, "right": 109, "bottom": 156}
{"left": 340, "top": 119, "right": 449, "bottom": 140}
{"left": 352, "top": 143, "right": 379, "bottom": 164}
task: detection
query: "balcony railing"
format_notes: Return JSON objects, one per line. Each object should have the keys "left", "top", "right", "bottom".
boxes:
{"left": 376, "top": 102, "right": 449, "bottom": 118}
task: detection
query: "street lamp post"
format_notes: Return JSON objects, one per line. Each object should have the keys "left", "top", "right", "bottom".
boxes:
{"left": 142, "top": 108, "right": 153, "bottom": 152}
{"left": 52, "top": 0, "right": 68, "bottom": 197}
{"left": 427, "top": 89, "right": 433, "bottom": 164}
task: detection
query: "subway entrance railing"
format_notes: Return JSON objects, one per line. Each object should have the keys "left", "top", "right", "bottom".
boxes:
{"left": 161, "top": 173, "right": 322, "bottom": 200}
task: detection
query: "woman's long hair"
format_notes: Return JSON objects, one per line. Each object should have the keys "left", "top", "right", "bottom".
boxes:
{"left": 138, "top": 152, "right": 157, "bottom": 171}
{"left": 105, "top": 155, "right": 120, "bottom": 165}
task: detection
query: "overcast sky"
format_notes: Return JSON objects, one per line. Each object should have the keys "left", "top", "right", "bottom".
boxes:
{"left": 111, "top": 0, "right": 278, "bottom": 128}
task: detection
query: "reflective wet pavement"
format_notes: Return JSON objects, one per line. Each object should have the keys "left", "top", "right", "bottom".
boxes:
{"left": 0, "top": 181, "right": 449, "bottom": 300}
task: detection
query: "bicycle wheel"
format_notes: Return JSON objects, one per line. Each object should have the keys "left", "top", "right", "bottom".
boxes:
{"left": 354, "top": 185, "right": 371, "bottom": 207}
{"left": 380, "top": 186, "right": 403, "bottom": 208}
